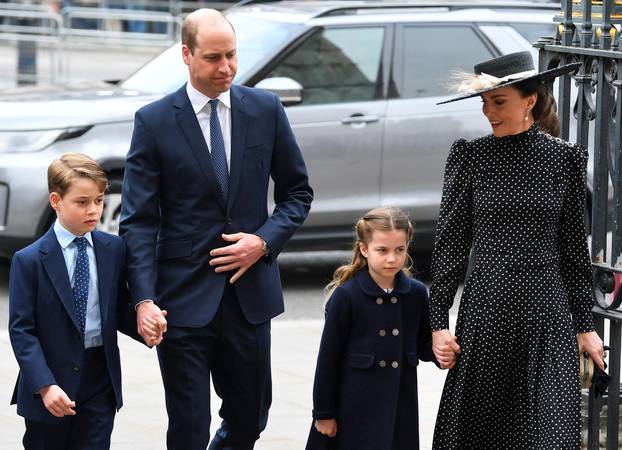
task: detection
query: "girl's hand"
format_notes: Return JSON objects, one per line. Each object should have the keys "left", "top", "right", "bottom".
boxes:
{"left": 315, "top": 418, "right": 337, "bottom": 437}
{"left": 577, "top": 331, "right": 605, "bottom": 370}
{"left": 433, "top": 329, "right": 460, "bottom": 369}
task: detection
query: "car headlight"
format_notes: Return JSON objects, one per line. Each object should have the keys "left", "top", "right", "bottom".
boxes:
{"left": 0, "top": 127, "right": 91, "bottom": 153}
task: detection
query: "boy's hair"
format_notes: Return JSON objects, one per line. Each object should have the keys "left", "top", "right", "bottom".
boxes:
{"left": 48, "top": 152, "right": 108, "bottom": 197}
{"left": 325, "top": 206, "right": 414, "bottom": 298}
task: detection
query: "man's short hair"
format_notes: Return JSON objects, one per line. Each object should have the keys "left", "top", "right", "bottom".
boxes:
{"left": 48, "top": 152, "right": 108, "bottom": 197}
{"left": 181, "top": 10, "right": 235, "bottom": 54}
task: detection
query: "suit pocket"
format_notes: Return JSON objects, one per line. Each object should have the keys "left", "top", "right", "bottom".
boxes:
{"left": 406, "top": 352, "right": 419, "bottom": 367}
{"left": 155, "top": 239, "right": 192, "bottom": 261}
{"left": 348, "top": 353, "right": 375, "bottom": 369}
{"left": 243, "top": 144, "right": 268, "bottom": 160}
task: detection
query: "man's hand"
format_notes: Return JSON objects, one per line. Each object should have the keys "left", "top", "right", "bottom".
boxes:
{"left": 39, "top": 385, "right": 76, "bottom": 417}
{"left": 432, "top": 329, "right": 460, "bottom": 369}
{"left": 209, "top": 233, "right": 265, "bottom": 283}
{"left": 136, "top": 301, "right": 167, "bottom": 346}
{"left": 578, "top": 331, "right": 605, "bottom": 370}
{"left": 315, "top": 419, "right": 337, "bottom": 437}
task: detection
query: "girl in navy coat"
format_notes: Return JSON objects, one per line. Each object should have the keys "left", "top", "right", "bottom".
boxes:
{"left": 306, "top": 207, "right": 444, "bottom": 450}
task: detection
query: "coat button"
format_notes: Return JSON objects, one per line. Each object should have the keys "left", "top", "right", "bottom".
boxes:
{"left": 391, "top": 361, "right": 399, "bottom": 369}
{"left": 72, "top": 364, "right": 80, "bottom": 372}
{"left": 392, "top": 328, "right": 399, "bottom": 336}
{"left": 226, "top": 218, "right": 233, "bottom": 225}
{"left": 378, "top": 360, "right": 387, "bottom": 368}
{"left": 378, "top": 329, "right": 386, "bottom": 337}
{"left": 376, "top": 297, "right": 383, "bottom": 305}
{"left": 390, "top": 297, "right": 398, "bottom": 304}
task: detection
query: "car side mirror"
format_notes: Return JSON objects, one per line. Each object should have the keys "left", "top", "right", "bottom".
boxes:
{"left": 255, "top": 77, "right": 303, "bottom": 106}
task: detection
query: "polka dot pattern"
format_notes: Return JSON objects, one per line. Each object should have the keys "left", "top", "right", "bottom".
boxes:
{"left": 72, "top": 236, "right": 89, "bottom": 335}
{"left": 429, "top": 123, "right": 596, "bottom": 449}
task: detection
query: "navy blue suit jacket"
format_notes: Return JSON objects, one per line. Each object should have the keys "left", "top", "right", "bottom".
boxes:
{"left": 119, "top": 84, "right": 313, "bottom": 326}
{"left": 8, "top": 228, "right": 133, "bottom": 424}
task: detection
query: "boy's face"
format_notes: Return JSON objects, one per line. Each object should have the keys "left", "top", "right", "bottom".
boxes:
{"left": 49, "top": 178, "right": 104, "bottom": 236}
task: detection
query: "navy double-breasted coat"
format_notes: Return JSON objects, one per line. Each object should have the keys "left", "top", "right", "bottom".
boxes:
{"left": 306, "top": 270, "right": 437, "bottom": 450}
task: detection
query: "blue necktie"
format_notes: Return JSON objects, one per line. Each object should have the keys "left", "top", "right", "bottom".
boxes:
{"left": 209, "top": 99, "right": 229, "bottom": 201}
{"left": 72, "top": 237, "right": 89, "bottom": 335}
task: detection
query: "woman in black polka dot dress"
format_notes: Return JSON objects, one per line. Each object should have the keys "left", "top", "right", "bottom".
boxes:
{"left": 430, "top": 51, "right": 606, "bottom": 449}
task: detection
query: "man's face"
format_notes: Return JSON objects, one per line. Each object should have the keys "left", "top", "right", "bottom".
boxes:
{"left": 182, "top": 23, "right": 237, "bottom": 98}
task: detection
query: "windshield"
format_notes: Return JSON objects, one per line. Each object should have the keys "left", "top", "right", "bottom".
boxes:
{"left": 121, "top": 14, "right": 304, "bottom": 94}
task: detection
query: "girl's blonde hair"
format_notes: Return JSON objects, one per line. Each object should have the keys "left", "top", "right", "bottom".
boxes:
{"left": 325, "top": 207, "right": 414, "bottom": 298}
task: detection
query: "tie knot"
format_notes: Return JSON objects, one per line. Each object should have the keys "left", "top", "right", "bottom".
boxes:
{"left": 74, "top": 237, "right": 88, "bottom": 251}
{"left": 209, "top": 98, "right": 220, "bottom": 108}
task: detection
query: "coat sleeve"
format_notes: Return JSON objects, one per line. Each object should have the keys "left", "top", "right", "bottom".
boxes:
{"left": 311, "top": 286, "right": 351, "bottom": 420}
{"left": 114, "top": 241, "right": 148, "bottom": 345}
{"left": 8, "top": 252, "right": 56, "bottom": 393}
{"left": 254, "top": 94, "right": 313, "bottom": 260}
{"left": 416, "top": 285, "right": 438, "bottom": 365}
{"left": 119, "top": 110, "right": 161, "bottom": 307}
{"left": 558, "top": 144, "right": 595, "bottom": 333}
{"left": 429, "top": 138, "right": 474, "bottom": 331}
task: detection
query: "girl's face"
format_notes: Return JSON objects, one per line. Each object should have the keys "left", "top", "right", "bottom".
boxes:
{"left": 481, "top": 85, "right": 537, "bottom": 138}
{"left": 360, "top": 229, "right": 408, "bottom": 288}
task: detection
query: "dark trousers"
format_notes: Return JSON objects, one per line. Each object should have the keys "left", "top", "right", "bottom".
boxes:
{"left": 157, "top": 285, "right": 272, "bottom": 450}
{"left": 23, "top": 347, "right": 116, "bottom": 450}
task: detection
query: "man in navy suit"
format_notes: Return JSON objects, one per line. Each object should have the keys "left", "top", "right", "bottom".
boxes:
{"left": 9, "top": 153, "right": 138, "bottom": 450}
{"left": 119, "top": 8, "right": 313, "bottom": 450}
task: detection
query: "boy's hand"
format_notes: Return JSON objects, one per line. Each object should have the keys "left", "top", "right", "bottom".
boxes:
{"left": 39, "top": 385, "right": 76, "bottom": 417}
{"left": 432, "top": 329, "right": 460, "bottom": 369}
{"left": 315, "top": 419, "right": 337, "bottom": 437}
{"left": 136, "top": 301, "right": 167, "bottom": 346}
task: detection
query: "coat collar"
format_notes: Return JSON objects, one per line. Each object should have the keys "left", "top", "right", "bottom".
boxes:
{"left": 354, "top": 269, "right": 411, "bottom": 297}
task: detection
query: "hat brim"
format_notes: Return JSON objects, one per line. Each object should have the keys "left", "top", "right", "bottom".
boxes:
{"left": 436, "top": 62, "right": 582, "bottom": 105}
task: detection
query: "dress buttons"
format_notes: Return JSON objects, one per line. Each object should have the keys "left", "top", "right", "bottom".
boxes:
{"left": 378, "top": 360, "right": 387, "bottom": 368}
{"left": 390, "top": 297, "right": 398, "bottom": 304}
{"left": 391, "top": 361, "right": 399, "bottom": 369}
{"left": 379, "top": 329, "right": 386, "bottom": 337}
{"left": 376, "top": 297, "right": 384, "bottom": 305}
{"left": 392, "top": 328, "right": 399, "bottom": 336}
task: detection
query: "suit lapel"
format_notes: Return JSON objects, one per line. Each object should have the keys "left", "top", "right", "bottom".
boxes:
{"left": 92, "top": 232, "right": 112, "bottom": 327}
{"left": 40, "top": 229, "right": 81, "bottom": 332}
{"left": 227, "top": 86, "right": 247, "bottom": 214}
{"left": 173, "top": 85, "right": 226, "bottom": 211}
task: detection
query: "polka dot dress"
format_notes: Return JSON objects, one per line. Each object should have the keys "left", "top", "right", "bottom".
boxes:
{"left": 429, "top": 123, "right": 595, "bottom": 450}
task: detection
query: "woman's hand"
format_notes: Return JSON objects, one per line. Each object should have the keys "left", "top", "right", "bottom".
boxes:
{"left": 315, "top": 419, "right": 337, "bottom": 437}
{"left": 577, "top": 331, "right": 605, "bottom": 370}
{"left": 433, "top": 329, "right": 460, "bottom": 369}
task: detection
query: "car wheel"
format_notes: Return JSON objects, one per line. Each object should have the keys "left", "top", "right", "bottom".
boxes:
{"left": 99, "top": 177, "right": 122, "bottom": 235}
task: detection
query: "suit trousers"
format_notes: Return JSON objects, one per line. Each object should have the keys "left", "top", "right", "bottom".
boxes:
{"left": 157, "top": 284, "right": 272, "bottom": 450}
{"left": 23, "top": 347, "right": 116, "bottom": 450}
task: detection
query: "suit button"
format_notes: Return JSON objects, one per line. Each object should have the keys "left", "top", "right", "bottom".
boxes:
{"left": 378, "top": 329, "right": 386, "bottom": 337}
{"left": 226, "top": 218, "right": 233, "bottom": 225}
{"left": 391, "top": 361, "right": 399, "bottom": 369}
{"left": 392, "top": 328, "right": 399, "bottom": 336}
{"left": 390, "top": 297, "right": 398, "bottom": 304}
{"left": 376, "top": 298, "right": 384, "bottom": 305}
{"left": 72, "top": 364, "right": 80, "bottom": 372}
{"left": 378, "top": 360, "right": 387, "bottom": 368}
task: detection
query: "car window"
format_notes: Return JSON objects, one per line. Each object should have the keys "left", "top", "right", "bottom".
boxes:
{"left": 397, "top": 25, "right": 495, "bottom": 99}
{"left": 511, "top": 22, "right": 557, "bottom": 44}
{"left": 266, "top": 26, "right": 385, "bottom": 105}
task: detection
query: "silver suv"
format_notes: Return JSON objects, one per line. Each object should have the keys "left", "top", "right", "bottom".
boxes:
{"left": 0, "top": 1, "right": 559, "bottom": 257}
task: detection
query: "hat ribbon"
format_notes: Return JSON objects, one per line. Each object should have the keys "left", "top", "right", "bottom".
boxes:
{"left": 458, "top": 69, "right": 539, "bottom": 94}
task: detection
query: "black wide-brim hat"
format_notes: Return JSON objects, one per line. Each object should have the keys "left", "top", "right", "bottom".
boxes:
{"left": 437, "top": 51, "right": 581, "bottom": 105}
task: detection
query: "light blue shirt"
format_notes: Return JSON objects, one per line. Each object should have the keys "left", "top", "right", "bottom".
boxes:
{"left": 53, "top": 220, "right": 102, "bottom": 348}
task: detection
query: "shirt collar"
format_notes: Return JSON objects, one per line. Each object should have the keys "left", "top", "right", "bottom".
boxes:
{"left": 186, "top": 80, "right": 231, "bottom": 114}
{"left": 53, "top": 219, "right": 93, "bottom": 249}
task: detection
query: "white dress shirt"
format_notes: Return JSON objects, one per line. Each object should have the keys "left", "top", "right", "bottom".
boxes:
{"left": 186, "top": 80, "right": 232, "bottom": 171}
{"left": 53, "top": 220, "right": 102, "bottom": 349}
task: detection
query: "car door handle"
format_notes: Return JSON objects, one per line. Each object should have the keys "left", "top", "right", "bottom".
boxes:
{"left": 341, "top": 114, "right": 380, "bottom": 125}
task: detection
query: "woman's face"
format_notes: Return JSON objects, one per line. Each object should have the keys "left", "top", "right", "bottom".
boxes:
{"left": 481, "top": 86, "right": 537, "bottom": 138}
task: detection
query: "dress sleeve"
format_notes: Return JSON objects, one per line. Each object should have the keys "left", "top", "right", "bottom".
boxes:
{"left": 429, "top": 138, "right": 474, "bottom": 331}
{"left": 558, "top": 144, "right": 595, "bottom": 333}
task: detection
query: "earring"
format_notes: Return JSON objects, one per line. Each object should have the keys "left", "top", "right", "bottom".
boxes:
{"left": 524, "top": 108, "right": 530, "bottom": 121}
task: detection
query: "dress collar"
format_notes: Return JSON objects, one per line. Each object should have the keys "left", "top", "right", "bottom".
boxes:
{"left": 53, "top": 219, "right": 93, "bottom": 249}
{"left": 354, "top": 269, "right": 411, "bottom": 297}
{"left": 186, "top": 80, "right": 231, "bottom": 114}
{"left": 493, "top": 121, "right": 539, "bottom": 144}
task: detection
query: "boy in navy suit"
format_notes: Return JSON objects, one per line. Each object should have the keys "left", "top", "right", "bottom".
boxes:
{"left": 9, "top": 152, "right": 138, "bottom": 450}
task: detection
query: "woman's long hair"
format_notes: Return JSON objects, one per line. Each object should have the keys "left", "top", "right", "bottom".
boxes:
{"left": 324, "top": 206, "right": 414, "bottom": 300}
{"left": 514, "top": 78, "right": 560, "bottom": 137}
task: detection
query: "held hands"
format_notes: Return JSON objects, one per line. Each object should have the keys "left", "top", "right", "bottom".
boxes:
{"left": 137, "top": 301, "right": 167, "bottom": 346}
{"left": 577, "top": 331, "right": 605, "bottom": 370}
{"left": 315, "top": 419, "right": 338, "bottom": 438}
{"left": 432, "top": 329, "right": 461, "bottom": 369}
{"left": 39, "top": 384, "right": 76, "bottom": 417}
{"left": 209, "top": 233, "right": 265, "bottom": 283}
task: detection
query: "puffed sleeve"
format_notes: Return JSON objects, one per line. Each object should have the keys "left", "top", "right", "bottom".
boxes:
{"left": 311, "top": 286, "right": 351, "bottom": 420}
{"left": 429, "top": 139, "right": 474, "bottom": 331}
{"left": 558, "top": 144, "right": 595, "bottom": 333}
